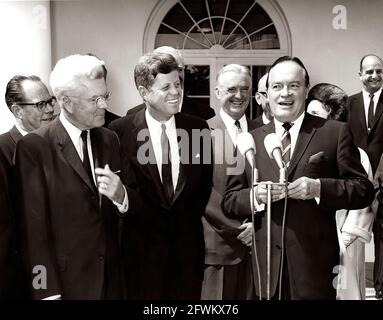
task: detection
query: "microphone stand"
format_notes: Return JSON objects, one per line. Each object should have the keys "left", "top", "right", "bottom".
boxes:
{"left": 260, "top": 167, "right": 287, "bottom": 300}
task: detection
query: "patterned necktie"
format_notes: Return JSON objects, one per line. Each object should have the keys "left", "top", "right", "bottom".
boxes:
{"left": 80, "top": 130, "right": 95, "bottom": 187}
{"left": 281, "top": 122, "right": 292, "bottom": 167}
{"left": 368, "top": 94, "right": 375, "bottom": 131}
{"left": 161, "top": 124, "right": 174, "bottom": 203}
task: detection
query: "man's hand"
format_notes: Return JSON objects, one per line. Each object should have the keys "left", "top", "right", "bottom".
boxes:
{"left": 255, "top": 182, "right": 286, "bottom": 204}
{"left": 287, "top": 177, "right": 321, "bottom": 200}
{"left": 95, "top": 164, "right": 124, "bottom": 204}
{"left": 237, "top": 222, "right": 253, "bottom": 247}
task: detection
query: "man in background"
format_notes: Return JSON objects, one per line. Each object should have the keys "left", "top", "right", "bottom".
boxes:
{"left": 0, "top": 75, "right": 54, "bottom": 299}
{"left": 253, "top": 73, "right": 273, "bottom": 128}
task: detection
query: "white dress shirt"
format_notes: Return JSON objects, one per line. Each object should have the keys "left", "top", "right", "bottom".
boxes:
{"left": 15, "top": 123, "right": 29, "bottom": 136}
{"left": 145, "top": 109, "right": 180, "bottom": 190}
{"left": 219, "top": 108, "right": 248, "bottom": 146}
{"left": 262, "top": 113, "right": 271, "bottom": 125}
{"left": 362, "top": 88, "right": 382, "bottom": 128}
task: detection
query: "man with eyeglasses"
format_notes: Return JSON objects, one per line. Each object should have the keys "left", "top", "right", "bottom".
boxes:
{"left": 14, "top": 54, "right": 140, "bottom": 300}
{"left": 0, "top": 74, "right": 55, "bottom": 299}
{"left": 254, "top": 73, "right": 273, "bottom": 128}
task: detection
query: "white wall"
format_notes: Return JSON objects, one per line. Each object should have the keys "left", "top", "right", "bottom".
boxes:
{"left": 0, "top": 0, "right": 52, "bottom": 133}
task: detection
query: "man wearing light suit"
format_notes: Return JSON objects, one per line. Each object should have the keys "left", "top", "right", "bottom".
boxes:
{"left": 109, "top": 52, "right": 212, "bottom": 299}
{"left": 223, "top": 56, "right": 374, "bottom": 299}
{"left": 15, "top": 55, "right": 139, "bottom": 299}
{"left": 201, "top": 64, "right": 256, "bottom": 299}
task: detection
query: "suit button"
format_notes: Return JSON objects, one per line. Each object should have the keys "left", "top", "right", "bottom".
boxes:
{"left": 98, "top": 254, "right": 104, "bottom": 261}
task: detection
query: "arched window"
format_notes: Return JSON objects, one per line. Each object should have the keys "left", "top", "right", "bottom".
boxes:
{"left": 144, "top": 0, "right": 291, "bottom": 118}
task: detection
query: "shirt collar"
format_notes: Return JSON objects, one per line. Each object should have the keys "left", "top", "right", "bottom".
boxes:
{"left": 145, "top": 109, "right": 175, "bottom": 131}
{"left": 274, "top": 111, "right": 305, "bottom": 133}
{"left": 59, "top": 112, "right": 84, "bottom": 144}
{"left": 219, "top": 108, "right": 247, "bottom": 130}
{"left": 262, "top": 113, "right": 271, "bottom": 125}
{"left": 362, "top": 87, "right": 382, "bottom": 100}
{"left": 14, "top": 123, "right": 29, "bottom": 136}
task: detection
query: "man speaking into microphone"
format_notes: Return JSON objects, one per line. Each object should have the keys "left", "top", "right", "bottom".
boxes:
{"left": 222, "top": 56, "right": 374, "bottom": 300}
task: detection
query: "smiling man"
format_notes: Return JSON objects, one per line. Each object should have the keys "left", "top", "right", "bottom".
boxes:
{"left": 223, "top": 56, "right": 374, "bottom": 299}
{"left": 14, "top": 54, "right": 135, "bottom": 300}
{"left": 109, "top": 52, "right": 212, "bottom": 299}
{"left": 0, "top": 75, "right": 54, "bottom": 299}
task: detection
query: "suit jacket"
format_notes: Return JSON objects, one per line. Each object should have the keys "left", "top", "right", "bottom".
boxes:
{"left": 223, "top": 113, "right": 374, "bottom": 299}
{"left": 253, "top": 115, "right": 266, "bottom": 129}
{"left": 109, "top": 110, "right": 212, "bottom": 299}
{"left": 0, "top": 126, "right": 26, "bottom": 299}
{"left": 14, "top": 118, "right": 134, "bottom": 300}
{"left": 202, "top": 114, "right": 257, "bottom": 266}
{"left": 127, "top": 96, "right": 215, "bottom": 121}
{"left": 104, "top": 110, "right": 120, "bottom": 128}
{"left": 347, "top": 91, "right": 383, "bottom": 173}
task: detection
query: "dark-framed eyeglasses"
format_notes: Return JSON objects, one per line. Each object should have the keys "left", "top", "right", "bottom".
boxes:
{"left": 18, "top": 96, "right": 57, "bottom": 111}
{"left": 257, "top": 91, "right": 267, "bottom": 97}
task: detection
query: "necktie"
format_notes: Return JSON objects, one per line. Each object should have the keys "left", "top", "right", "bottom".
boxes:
{"left": 161, "top": 124, "right": 174, "bottom": 203}
{"left": 80, "top": 130, "right": 95, "bottom": 186}
{"left": 281, "top": 122, "right": 292, "bottom": 167}
{"left": 368, "top": 94, "right": 375, "bottom": 131}
{"left": 234, "top": 120, "right": 242, "bottom": 134}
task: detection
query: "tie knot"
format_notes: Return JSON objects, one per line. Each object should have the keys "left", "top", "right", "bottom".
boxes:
{"left": 369, "top": 94, "right": 374, "bottom": 99}
{"left": 161, "top": 123, "right": 167, "bottom": 132}
{"left": 234, "top": 120, "right": 242, "bottom": 130}
{"left": 282, "top": 122, "right": 292, "bottom": 131}
{"left": 81, "top": 130, "right": 88, "bottom": 142}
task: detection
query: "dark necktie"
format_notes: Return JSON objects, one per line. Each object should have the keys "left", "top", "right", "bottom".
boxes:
{"left": 282, "top": 122, "right": 292, "bottom": 167}
{"left": 161, "top": 124, "right": 174, "bottom": 203}
{"left": 234, "top": 120, "right": 242, "bottom": 134}
{"left": 368, "top": 94, "right": 375, "bottom": 131}
{"left": 80, "top": 130, "right": 95, "bottom": 186}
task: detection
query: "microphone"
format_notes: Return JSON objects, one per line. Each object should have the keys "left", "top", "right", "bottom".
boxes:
{"left": 264, "top": 133, "right": 286, "bottom": 183}
{"left": 236, "top": 132, "right": 256, "bottom": 168}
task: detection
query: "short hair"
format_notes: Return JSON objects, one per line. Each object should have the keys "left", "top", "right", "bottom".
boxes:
{"left": 50, "top": 54, "right": 106, "bottom": 98}
{"left": 154, "top": 46, "right": 184, "bottom": 68}
{"left": 359, "top": 54, "right": 383, "bottom": 72}
{"left": 307, "top": 83, "right": 348, "bottom": 122}
{"left": 5, "top": 74, "right": 42, "bottom": 111}
{"left": 134, "top": 52, "right": 179, "bottom": 90}
{"left": 216, "top": 64, "right": 251, "bottom": 84}
{"left": 266, "top": 56, "right": 310, "bottom": 89}
{"left": 86, "top": 53, "right": 108, "bottom": 79}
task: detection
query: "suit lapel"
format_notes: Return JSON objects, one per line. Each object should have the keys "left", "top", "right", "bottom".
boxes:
{"left": 288, "top": 114, "right": 317, "bottom": 177}
{"left": 54, "top": 119, "right": 97, "bottom": 194}
{"left": 134, "top": 110, "right": 168, "bottom": 206}
{"left": 371, "top": 91, "right": 383, "bottom": 130}
{"left": 354, "top": 93, "right": 368, "bottom": 135}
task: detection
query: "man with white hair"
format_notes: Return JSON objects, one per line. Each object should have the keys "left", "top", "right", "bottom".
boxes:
{"left": 15, "top": 54, "right": 139, "bottom": 300}
{"left": 127, "top": 46, "right": 215, "bottom": 120}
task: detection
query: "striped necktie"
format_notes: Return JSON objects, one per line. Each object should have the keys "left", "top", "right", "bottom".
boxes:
{"left": 282, "top": 122, "right": 292, "bottom": 167}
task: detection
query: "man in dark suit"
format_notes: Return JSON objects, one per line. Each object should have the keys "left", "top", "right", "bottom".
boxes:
{"left": 347, "top": 54, "right": 383, "bottom": 298}
{"left": 0, "top": 75, "right": 55, "bottom": 299}
{"left": 253, "top": 73, "right": 273, "bottom": 128}
{"left": 109, "top": 52, "right": 212, "bottom": 299}
{"left": 201, "top": 64, "right": 256, "bottom": 300}
{"left": 14, "top": 54, "right": 137, "bottom": 299}
{"left": 126, "top": 46, "right": 215, "bottom": 120}
{"left": 347, "top": 54, "right": 383, "bottom": 174}
{"left": 223, "top": 56, "right": 374, "bottom": 300}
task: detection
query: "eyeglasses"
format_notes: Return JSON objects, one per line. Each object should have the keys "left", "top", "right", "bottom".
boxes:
{"left": 18, "top": 96, "right": 56, "bottom": 111}
{"left": 66, "top": 91, "right": 111, "bottom": 107}
{"left": 89, "top": 91, "right": 111, "bottom": 106}
{"left": 257, "top": 91, "right": 267, "bottom": 97}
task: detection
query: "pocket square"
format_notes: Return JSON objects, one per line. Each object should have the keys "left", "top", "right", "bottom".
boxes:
{"left": 308, "top": 151, "right": 326, "bottom": 164}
